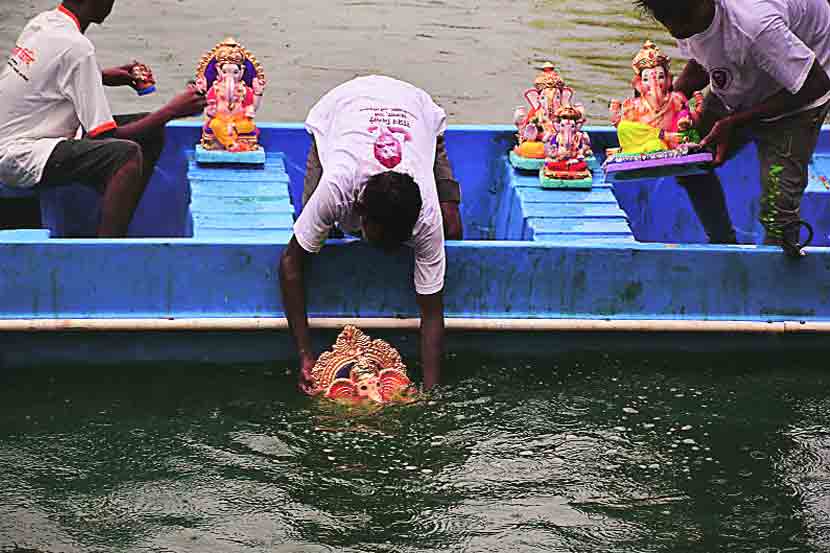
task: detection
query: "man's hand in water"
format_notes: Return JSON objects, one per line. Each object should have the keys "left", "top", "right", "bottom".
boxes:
{"left": 298, "top": 354, "right": 318, "bottom": 395}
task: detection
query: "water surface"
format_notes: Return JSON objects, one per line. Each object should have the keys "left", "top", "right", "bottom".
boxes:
{"left": 2, "top": 352, "right": 830, "bottom": 552}
{"left": 0, "top": 0, "right": 671, "bottom": 124}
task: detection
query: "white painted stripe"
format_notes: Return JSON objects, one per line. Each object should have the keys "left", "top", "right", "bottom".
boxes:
{"left": 0, "top": 318, "right": 827, "bottom": 334}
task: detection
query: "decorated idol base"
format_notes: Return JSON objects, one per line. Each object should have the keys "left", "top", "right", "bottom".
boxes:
{"left": 538, "top": 156, "right": 597, "bottom": 190}
{"left": 539, "top": 170, "right": 593, "bottom": 190}
{"left": 603, "top": 148, "right": 713, "bottom": 182}
{"left": 310, "top": 326, "right": 417, "bottom": 406}
{"left": 509, "top": 150, "right": 546, "bottom": 171}
{"left": 195, "top": 144, "right": 265, "bottom": 165}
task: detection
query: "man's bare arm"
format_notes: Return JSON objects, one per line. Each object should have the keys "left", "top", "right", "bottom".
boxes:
{"left": 702, "top": 60, "right": 830, "bottom": 164}
{"left": 97, "top": 87, "right": 206, "bottom": 142}
{"left": 416, "top": 290, "right": 445, "bottom": 390}
{"left": 723, "top": 60, "right": 830, "bottom": 126}
{"left": 674, "top": 59, "right": 710, "bottom": 99}
{"left": 279, "top": 236, "right": 317, "bottom": 393}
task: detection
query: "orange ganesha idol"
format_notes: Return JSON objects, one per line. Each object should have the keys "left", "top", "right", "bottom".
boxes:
{"left": 509, "top": 62, "right": 565, "bottom": 171}
{"left": 194, "top": 38, "right": 266, "bottom": 163}
{"left": 604, "top": 40, "right": 712, "bottom": 181}
{"left": 310, "top": 326, "right": 417, "bottom": 405}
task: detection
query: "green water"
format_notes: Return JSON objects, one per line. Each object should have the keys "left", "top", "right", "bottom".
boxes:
{"left": 0, "top": 0, "right": 669, "bottom": 125}
{"left": 3, "top": 353, "right": 830, "bottom": 552}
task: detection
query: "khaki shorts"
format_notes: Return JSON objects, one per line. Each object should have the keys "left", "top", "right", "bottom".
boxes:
{"left": 38, "top": 113, "right": 157, "bottom": 191}
{"left": 697, "top": 94, "right": 830, "bottom": 238}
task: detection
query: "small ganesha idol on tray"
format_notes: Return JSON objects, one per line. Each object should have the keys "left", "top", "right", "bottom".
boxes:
{"left": 130, "top": 63, "right": 156, "bottom": 96}
{"left": 310, "top": 326, "right": 417, "bottom": 406}
{"left": 540, "top": 87, "right": 594, "bottom": 189}
{"left": 605, "top": 40, "right": 711, "bottom": 182}
{"left": 194, "top": 37, "right": 266, "bottom": 164}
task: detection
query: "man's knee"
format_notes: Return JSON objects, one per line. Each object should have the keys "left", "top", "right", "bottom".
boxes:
{"left": 112, "top": 140, "right": 143, "bottom": 179}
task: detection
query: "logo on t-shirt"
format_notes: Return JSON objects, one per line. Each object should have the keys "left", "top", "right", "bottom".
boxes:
{"left": 364, "top": 107, "right": 417, "bottom": 170}
{"left": 6, "top": 45, "right": 36, "bottom": 82}
{"left": 369, "top": 125, "right": 411, "bottom": 169}
{"left": 710, "top": 68, "right": 733, "bottom": 91}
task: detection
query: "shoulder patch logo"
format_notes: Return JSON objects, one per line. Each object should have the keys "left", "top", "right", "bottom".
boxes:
{"left": 710, "top": 68, "right": 733, "bottom": 91}
{"left": 11, "top": 46, "right": 36, "bottom": 67}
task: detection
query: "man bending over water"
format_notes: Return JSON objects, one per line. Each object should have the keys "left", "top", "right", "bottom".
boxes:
{"left": 280, "top": 76, "right": 461, "bottom": 393}
{"left": 0, "top": 0, "right": 206, "bottom": 237}
{"left": 636, "top": 0, "right": 830, "bottom": 255}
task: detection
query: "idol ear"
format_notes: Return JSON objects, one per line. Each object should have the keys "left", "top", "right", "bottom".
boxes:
{"left": 524, "top": 89, "right": 542, "bottom": 110}
{"left": 325, "top": 379, "right": 358, "bottom": 401}
{"left": 549, "top": 88, "right": 561, "bottom": 115}
{"left": 513, "top": 106, "right": 528, "bottom": 126}
{"left": 377, "top": 369, "right": 413, "bottom": 402}
{"left": 560, "top": 86, "right": 574, "bottom": 108}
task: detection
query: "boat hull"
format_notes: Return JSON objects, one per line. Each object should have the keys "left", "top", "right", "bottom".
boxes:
{"left": 1, "top": 123, "right": 830, "bottom": 367}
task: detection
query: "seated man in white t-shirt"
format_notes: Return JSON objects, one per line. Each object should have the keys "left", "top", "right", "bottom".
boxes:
{"left": 0, "top": 1, "right": 206, "bottom": 237}
{"left": 635, "top": 0, "right": 830, "bottom": 256}
{"left": 280, "top": 75, "right": 450, "bottom": 392}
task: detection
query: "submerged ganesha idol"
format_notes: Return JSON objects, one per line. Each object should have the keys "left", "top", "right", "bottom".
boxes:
{"left": 195, "top": 38, "right": 266, "bottom": 155}
{"left": 310, "top": 326, "right": 416, "bottom": 405}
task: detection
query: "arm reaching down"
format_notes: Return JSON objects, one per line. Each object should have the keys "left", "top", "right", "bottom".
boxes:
{"left": 416, "top": 290, "right": 445, "bottom": 390}
{"left": 280, "top": 236, "right": 317, "bottom": 394}
{"left": 702, "top": 60, "right": 830, "bottom": 165}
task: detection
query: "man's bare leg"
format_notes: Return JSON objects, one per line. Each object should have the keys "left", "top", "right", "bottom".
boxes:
{"left": 97, "top": 144, "right": 144, "bottom": 237}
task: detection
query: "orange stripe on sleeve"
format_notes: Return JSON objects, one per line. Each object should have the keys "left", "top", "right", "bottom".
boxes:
{"left": 87, "top": 120, "right": 117, "bottom": 137}
{"left": 57, "top": 4, "right": 82, "bottom": 31}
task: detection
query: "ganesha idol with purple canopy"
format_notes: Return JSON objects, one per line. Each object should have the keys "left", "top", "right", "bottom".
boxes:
{"left": 194, "top": 38, "right": 266, "bottom": 164}
{"left": 310, "top": 326, "right": 416, "bottom": 406}
{"left": 605, "top": 40, "right": 711, "bottom": 181}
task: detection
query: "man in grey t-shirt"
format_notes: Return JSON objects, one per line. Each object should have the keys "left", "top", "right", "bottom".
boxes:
{"left": 635, "top": 0, "right": 830, "bottom": 256}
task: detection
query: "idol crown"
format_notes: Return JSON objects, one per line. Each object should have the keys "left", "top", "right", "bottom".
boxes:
{"left": 215, "top": 37, "right": 246, "bottom": 66}
{"left": 632, "top": 40, "right": 670, "bottom": 74}
{"left": 534, "top": 61, "right": 564, "bottom": 91}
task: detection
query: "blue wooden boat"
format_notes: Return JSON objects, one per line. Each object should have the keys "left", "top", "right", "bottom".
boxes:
{"left": 1, "top": 122, "right": 830, "bottom": 370}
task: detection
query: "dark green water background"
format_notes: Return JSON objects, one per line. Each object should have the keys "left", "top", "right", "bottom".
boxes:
{"left": 2, "top": 352, "right": 830, "bottom": 552}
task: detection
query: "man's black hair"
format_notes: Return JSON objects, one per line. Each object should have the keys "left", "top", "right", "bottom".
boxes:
{"left": 634, "top": 0, "right": 695, "bottom": 21}
{"left": 361, "top": 171, "right": 423, "bottom": 247}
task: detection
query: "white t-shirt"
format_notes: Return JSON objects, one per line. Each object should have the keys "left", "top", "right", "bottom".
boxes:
{"left": 294, "top": 75, "right": 447, "bottom": 295}
{"left": 677, "top": 0, "right": 830, "bottom": 118}
{"left": 0, "top": 7, "right": 116, "bottom": 188}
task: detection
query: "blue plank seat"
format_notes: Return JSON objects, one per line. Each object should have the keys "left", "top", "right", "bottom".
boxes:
{"left": 0, "top": 181, "right": 38, "bottom": 199}
{"left": 0, "top": 179, "right": 103, "bottom": 237}
{"left": 805, "top": 153, "right": 830, "bottom": 245}
{"left": 495, "top": 158, "right": 636, "bottom": 243}
{"left": 807, "top": 153, "right": 830, "bottom": 197}
{"left": 187, "top": 151, "right": 294, "bottom": 242}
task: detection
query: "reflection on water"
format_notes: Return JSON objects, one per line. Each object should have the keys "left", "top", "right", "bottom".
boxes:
{"left": 0, "top": 0, "right": 672, "bottom": 124}
{"left": 2, "top": 352, "right": 830, "bottom": 552}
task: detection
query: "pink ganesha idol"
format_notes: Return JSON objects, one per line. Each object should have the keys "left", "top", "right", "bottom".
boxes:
{"left": 509, "top": 62, "right": 566, "bottom": 171}
{"left": 194, "top": 38, "right": 266, "bottom": 163}
{"left": 605, "top": 40, "right": 711, "bottom": 180}
{"left": 540, "top": 87, "right": 595, "bottom": 189}
{"left": 309, "top": 326, "right": 417, "bottom": 406}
